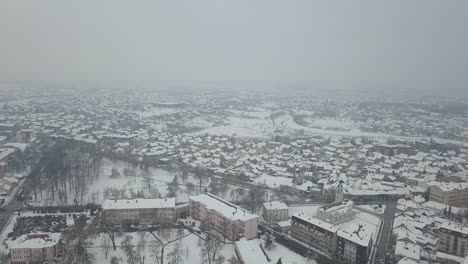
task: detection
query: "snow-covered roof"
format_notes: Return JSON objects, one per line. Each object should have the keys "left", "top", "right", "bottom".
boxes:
{"left": 9, "top": 233, "right": 61, "bottom": 249}
{"left": 337, "top": 223, "right": 373, "bottom": 247}
{"left": 190, "top": 193, "right": 258, "bottom": 221}
{"left": 395, "top": 241, "right": 421, "bottom": 261}
{"left": 428, "top": 181, "right": 468, "bottom": 192}
{"left": 292, "top": 213, "right": 339, "bottom": 232}
{"left": 235, "top": 238, "right": 269, "bottom": 264}
{"left": 263, "top": 201, "right": 288, "bottom": 211}
{"left": 102, "top": 198, "right": 175, "bottom": 210}
{"left": 439, "top": 219, "right": 468, "bottom": 235}
{"left": 0, "top": 148, "right": 15, "bottom": 161}
{"left": 397, "top": 258, "right": 419, "bottom": 264}
{"left": 436, "top": 251, "right": 465, "bottom": 263}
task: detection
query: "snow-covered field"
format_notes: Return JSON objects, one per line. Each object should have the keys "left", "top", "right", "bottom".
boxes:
{"left": 189, "top": 116, "right": 275, "bottom": 139}
{"left": 88, "top": 229, "right": 238, "bottom": 264}
{"left": 254, "top": 173, "right": 293, "bottom": 188}
{"left": 303, "top": 117, "right": 358, "bottom": 131}
{"left": 32, "top": 158, "right": 253, "bottom": 206}
{"left": 261, "top": 238, "right": 316, "bottom": 264}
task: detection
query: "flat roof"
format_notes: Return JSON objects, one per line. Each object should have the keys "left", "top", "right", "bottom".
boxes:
{"left": 9, "top": 233, "right": 61, "bottom": 249}
{"left": 292, "top": 213, "right": 339, "bottom": 232}
{"left": 235, "top": 238, "right": 269, "bottom": 264}
{"left": 190, "top": 193, "right": 258, "bottom": 221}
{"left": 102, "top": 198, "right": 175, "bottom": 210}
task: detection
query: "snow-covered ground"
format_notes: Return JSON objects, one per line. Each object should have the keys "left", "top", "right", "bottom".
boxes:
{"left": 31, "top": 158, "right": 253, "bottom": 206}
{"left": 254, "top": 173, "right": 293, "bottom": 188}
{"left": 88, "top": 229, "right": 237, "bottom": 264}
{"left": 357, "top": 204, "right": 386, "bottom": 215}
{"left": 189, "top": 116, "right": 275, "bottom": 139}
{"left": 259, "top": 238, "right": 317, "bottom": 264}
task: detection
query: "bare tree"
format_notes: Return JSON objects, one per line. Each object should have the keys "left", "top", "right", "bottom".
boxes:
{"left": 103, "top": 224, "right": 119, "bottom": 250}
{"left": 228, "top": 256, "right": 241, "bottom": 264}
{"left": 167, "top": 241, "right": 184, "bottom": 264}
{"left": 149, "top": 240, "right": 161, "bottom": 264}
{"left": 121, "top": 235, "right": 137, "bottom": 264}
{"left": 200, "top": 235, "right": 222, "bottom": 264}
{"left": 142, "top": 170, "right": 155, "bottom": 193}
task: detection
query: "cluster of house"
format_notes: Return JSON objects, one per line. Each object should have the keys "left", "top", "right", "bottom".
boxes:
{"left": 0, "top": 147, "right": 22, "bottom": 199}
{"left": 389, "top": 180, "right": 468, "bottom": 264}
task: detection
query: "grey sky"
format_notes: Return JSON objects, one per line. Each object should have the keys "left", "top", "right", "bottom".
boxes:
{"left": 1, "top": 0, "right": 467, "bottom": 93}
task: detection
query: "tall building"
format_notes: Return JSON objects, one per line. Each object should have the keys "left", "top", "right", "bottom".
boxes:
{"left": 429, "top": 182, "right": 468, "bottom": 207}
{"left": 189, "top": 193, "right": 259, "bottom": 240}
{"left": 291, "top": 213, "right": 338, "bottom": 254}
{"left": 102, "top": 198, "right": 176, "bottom": 225}
{"left": 337, "top": 224, "right": 373, "bottom": 264}
{"left": 438, "top": 220, "right": 468, "bottom": 257}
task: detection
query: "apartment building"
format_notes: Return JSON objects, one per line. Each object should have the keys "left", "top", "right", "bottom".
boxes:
{"left": 102, "top": 198, "right": 175, "bottom": 225}
{"left": 291, "top": 213, "right": 338, "bottom": 254}
{"left": 337, "top": 224, "right": 373, "bottom": 264}
{"left": 189, "top": 193, "right": 259, "bottom": 240}
{"left": 429, "top": 182, "right": 468, "bottom": 207}
{"left": 10, "top": 233, "right": 61, "bottom": 264}
{"left": 438, "top": 220, "right": 468, "bottom": 257}
{"left": 262, "top": 201, "right": 288, "bottom": 222}
{"left": 234, "top": 238, "right": 269, "bottom": 264}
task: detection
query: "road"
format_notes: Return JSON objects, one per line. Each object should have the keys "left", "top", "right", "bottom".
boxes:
{"left": 373, "top": 201, "right": 397, "bottom": 264}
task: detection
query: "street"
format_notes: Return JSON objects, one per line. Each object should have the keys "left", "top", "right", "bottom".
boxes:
{"left": 373, "top": 201, "right": 397, "bottom": 264}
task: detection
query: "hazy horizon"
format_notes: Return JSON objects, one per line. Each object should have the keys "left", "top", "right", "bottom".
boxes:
{"left": 1, "top": 0, "right": 467, "bottom": 95}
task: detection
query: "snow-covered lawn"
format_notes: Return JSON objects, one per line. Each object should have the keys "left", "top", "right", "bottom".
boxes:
{"left": 254, "top": 173, "right": 293, "bottom": 188}
{"left": 89, "top": 229, "right": 237, "bottom": 264}
{"left": 259, "top": 238, "right": 316, "bottom": 264}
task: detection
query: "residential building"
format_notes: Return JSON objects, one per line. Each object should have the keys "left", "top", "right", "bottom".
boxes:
{"left": 291, "top": 213, "right": 338, "bottom": 254}
{"left": 101, "top": 198, "right": 176, "bottom": 225}
{"left": 429, "top": 182, "right": 468, "bottom": 207}
{"left": 262, "top": 201, "right": 288, "bottom": 222}
{"left": 234, "top": 238, "right": 269, "bottom": 264}
{"left": 9, "top": 233, "right": 62, "bottom": 264}
{"left": 337, "top": 224, "right": 373, "bottom": 264}
{"left": 189, "top": 193, "right": 259, "bottom": 240}
{"left": 438, "top": 220, "right": 468, "bottom": 257}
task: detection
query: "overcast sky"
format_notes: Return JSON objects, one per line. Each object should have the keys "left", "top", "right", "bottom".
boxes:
{"left": 1, "top": 1, "right": 467, "bottom": 93}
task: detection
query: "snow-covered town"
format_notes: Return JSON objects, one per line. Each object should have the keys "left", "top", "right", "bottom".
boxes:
{"left": 0, "top": 86, "right": 467, "bottom": 264}
{"left": 2, "top": 1, "right": 468, "bottom": 264}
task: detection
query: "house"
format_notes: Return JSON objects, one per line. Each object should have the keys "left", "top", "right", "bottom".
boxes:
{"left": 262, "top": 201, "right": 288, "bottom": 222}
{"left": 438, "top": 220, "right": 468, "bottom": 257}
{"left": 9, "top": 233, "right": 62, "bottom": 264}
{"left": 189, "top": 193, "right": 259, "bottom": 240}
